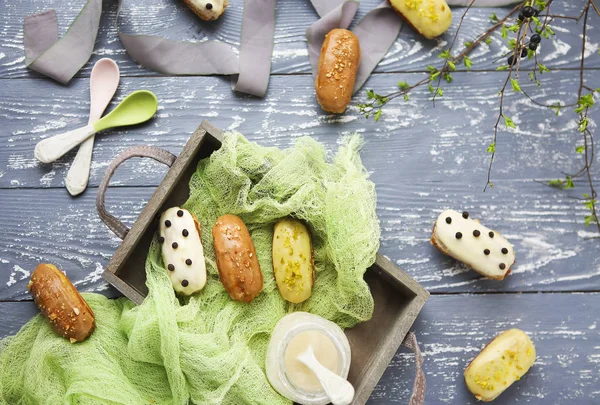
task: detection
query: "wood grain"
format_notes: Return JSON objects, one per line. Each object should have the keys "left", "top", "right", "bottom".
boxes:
{"left": 0, "top": 0, "right": 596, "bottom": 80}
{"left": 0, "top": 294, "right": 597, "bottom": 404}
{"left": 1, "top": 70, "right": 597, "bottom": 189}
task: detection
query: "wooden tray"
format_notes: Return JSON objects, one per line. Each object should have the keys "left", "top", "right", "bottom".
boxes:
{"left": 100, "top": 120, "right": 429, "bottom": 405}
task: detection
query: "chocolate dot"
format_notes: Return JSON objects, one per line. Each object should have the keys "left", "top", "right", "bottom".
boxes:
{"left": 484, "top": 249, "right": 490, "bottom": 255}
{"left": 473, "top": 230, "right": 481, "bottom": 237}
{"left": 455, "top": 232, "right": 463, "bottom": 239}
{"left": 168, "top": 264, "right": 175, "bottom": 271}
{"left": 172, "top": 242, "right": 178, "bottom": 249}
{"left": 165, "top": 220, "right": 171, "bottom": 228}
{"left": 181, "top": 279, "right": 189, "bottom": 287}
{"left": 501, "top": 247, "right": 508, "bottom": 254}
{"left": 499, "top": 263, "right": 506, "bottom": 270}
{"left": 445, "top": 217, "right": 452, "bottom": 224}
{"left": 177, "top": 210, "right": 184, "bottom": 217}
{"left": 186, "top": 259, "right": 192, "bottom": 265}
{"left": 182, "top": 229, "right": 189, "bottom": 237}
{"left": 158, "top": 236, "right": 165, "bottom": 243}
{"left": 206, "top": 2, "right": 213, "bottom": 9}
{"left": 489, "top": 231, "right": 495, "bottom": 238}
{"left": 462, "top": 211, "right": 469, "bottom": 219}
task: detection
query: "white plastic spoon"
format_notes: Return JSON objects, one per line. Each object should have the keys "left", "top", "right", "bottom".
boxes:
{"left": 296, "top": 345, "right": 355, "bottom": 405}
{"left": 34, "top": 90, "right": 158, "bottom": 164}
{"left": 65, "top": 58, "right": 120, "bottom": 196}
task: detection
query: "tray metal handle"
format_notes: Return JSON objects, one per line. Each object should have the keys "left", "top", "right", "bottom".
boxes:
{"left": 96, "top": 146, "right": 177, "bottom": 240}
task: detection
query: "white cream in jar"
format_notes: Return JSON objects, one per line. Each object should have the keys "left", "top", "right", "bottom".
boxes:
{"left": 266, "top": 312, "right": 351, "bottom": 405}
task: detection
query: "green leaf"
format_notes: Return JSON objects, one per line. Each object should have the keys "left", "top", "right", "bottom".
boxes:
{"left": 532, "top": 16, "right": 541, "bottom": 26}
{"left": 496, "top": 65, "right": 509, "bottom": 71}
{"left": 538, "top": 63, "right": 550, "bottom": 74}
{"left": 447, "top": 61, "right": 456, "bottom": 71}
{"left": 565, "top": 176, "right": 575, "bottom": 189}
{"left": 576, "top": 145, "right": 585, "bottom": 154}
{"left": 548, "top": 179, "right": 564, "bottom": 189}
{"left": 501, "top": 25, "right": 508, "bottom": 39}
{"left": 510, "top": 78, "right": 522, "bottom": 93}
{"left": 508, "top": 39, "right": 517, "bottom": 50}
{"left": 485, "top": 37, "right": 493, "bottom": 45}
{"left": 487, "top": 143, "right": 496, "bottom": 153}
{"left": 398, "top": 81, "right": 410, "bottom": 90}
{"left": 374, "top": 109, "right": 382, "bottom": 122}
{"left": 464, "top": 56, "right": 473, "bottom": 71}
{"left": 503, "top": 114, "right": 516, "bottom": 129}
{"left": 443, "top": 72, "right": 453, "bottom": 83}
{"left": 529, "top": 72, "right": 535, "bottom": 81}
{"left": 426, "top": 65, "right": 438, "bottom": 73}
{"left": 508, "top": 24, "right": 520, "bottom": 33}
{"left": 436, "top": 88, "right": 444, "bottom": 97}
{"left": 583, "top": 199, "right": 597, "bottom": 211}
{"left": 366, "top": 89, "right": 375, "bottom": 99}
{"left": 438, "top": 50, "right": 451, "bottom": 59}
{"left": 585, "top": 215, "right": 594, "bottom": 227}
{"left": 535, "top": 0, "right": 547, "bottom": 10}
{"left": 527, "top": 49, "right": 535, "bottom": 59}
{"left": 579, "top": 117, "right": 589, "bottom": 132}
{"left": 404, "top": 94, "right": 409, "bottom": 101}
{"left": 430, "top": 71, "right": 441, "bottom": 80}
{"left": 464, "top": 41, "right": 473, "bottom": 47}
{"left": 490, "top": 12, "right": 499, "bottom": 22}
{"left": 428, "top": 83, "right": 435, "bottom": 93}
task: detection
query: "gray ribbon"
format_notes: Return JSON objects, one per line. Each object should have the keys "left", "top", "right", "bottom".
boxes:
{"left": 24, "top": 0, "right": 277, "bottom": 97}
{"left": 306, "top": 0, "right": 523, "bottom": 94}
{"left": 307, "top": 0, "right": 402, "bottom": 94}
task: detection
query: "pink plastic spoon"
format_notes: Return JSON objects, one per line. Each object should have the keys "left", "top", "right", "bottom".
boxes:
{"left": 65, "top": 58, "right": 120, "bottom": 196}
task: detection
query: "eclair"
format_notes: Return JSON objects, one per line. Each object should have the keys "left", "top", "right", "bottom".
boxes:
{"left": 431, "top": 209, "right": 515, "bottom": 280}
{"left": 159, "top": 207, "right": 207, "bottom": 295}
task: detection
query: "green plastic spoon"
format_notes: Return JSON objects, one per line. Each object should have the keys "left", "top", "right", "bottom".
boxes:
{"left": 34, "top": 90, "right": 158, "bottom": 164}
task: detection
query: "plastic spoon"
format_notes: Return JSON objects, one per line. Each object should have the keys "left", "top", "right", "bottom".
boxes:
{"left": 296, "top": 345, "right": 355, "bottom": 405}
{"left": 65, "top": 58, "right": 120, "bottom": 196}
{"left": 34, "top": 90, "right": 158, "bottom": 164}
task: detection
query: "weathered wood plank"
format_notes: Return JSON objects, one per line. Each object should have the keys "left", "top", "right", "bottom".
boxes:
{"left": 0, "top": 185, "right": 598, "bottom": 300}
{"left": 0, "top": 0, "right": 595, "bottom": 80}
{"left": 0, "top": 294, "right": 598, "bottom": 404}
{"left": 1, "top": 70, "right": 597, "bottom": 189}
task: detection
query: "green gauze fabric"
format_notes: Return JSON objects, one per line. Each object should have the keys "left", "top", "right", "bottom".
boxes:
{"left": 0, "top": 132, "right": 380, "bottom": 405}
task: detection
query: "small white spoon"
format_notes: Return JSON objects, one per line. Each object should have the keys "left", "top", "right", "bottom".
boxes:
{"left": 296, "top": 345, "right": 355, "bottom": 405}
{"left": 65, "top": 58, "right": 120, "bottom": 196}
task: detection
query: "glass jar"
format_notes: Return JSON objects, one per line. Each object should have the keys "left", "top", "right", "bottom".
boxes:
{"left": 266, "top": 312, "right": 352, "bottom": 405}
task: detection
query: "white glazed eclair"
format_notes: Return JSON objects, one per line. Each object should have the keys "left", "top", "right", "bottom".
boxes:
{"left": 159, "top": 207, "right": 207, "bottom": 295}
{"left": 431, "top": 209, "right": 515, "bottom": 280}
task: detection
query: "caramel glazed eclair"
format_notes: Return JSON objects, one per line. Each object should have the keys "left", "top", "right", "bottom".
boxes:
{"left": 431, "top": 209, "right": 515, "bottom": 280}
{"left": 159, "top": 207, "right": 207, "bottom": 295}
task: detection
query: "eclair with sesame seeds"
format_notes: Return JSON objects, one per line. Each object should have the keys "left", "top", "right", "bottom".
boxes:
{"left": 388, "top": 0, "right": 452, "bottom": 39}
{"left": 315, "top": 28, "right": 361, "bottom": 114}
{"left": 28, "top": 263, "right": 95, "bottom": 343}
{"left": 272, "top": 218, "right": 314, "bottom": 303}
{"left": 212, "top": 214, "right": 263, "bottom": 302}
{"left": 431, "top": 209, "right": 515, "bottom": 280}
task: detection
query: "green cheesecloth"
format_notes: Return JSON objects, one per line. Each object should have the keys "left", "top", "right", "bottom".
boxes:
{"left": 0, "top": 133, "right": 380, "bottom": 405}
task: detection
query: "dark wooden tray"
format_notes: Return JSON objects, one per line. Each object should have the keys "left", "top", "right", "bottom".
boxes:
{"left": 100, "top": 120, "right": 429, "bottom": 405}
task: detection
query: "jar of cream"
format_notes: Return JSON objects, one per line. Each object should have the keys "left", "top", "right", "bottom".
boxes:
{"left": 266, "top": 312, "right": 352, "bottom": 405}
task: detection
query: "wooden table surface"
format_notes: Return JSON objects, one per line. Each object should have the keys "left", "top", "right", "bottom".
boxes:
{"left": 1, "top": 0, "right": 599, "bottom": 404}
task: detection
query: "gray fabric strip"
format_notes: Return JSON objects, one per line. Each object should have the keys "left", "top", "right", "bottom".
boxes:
{"left": 24, "top": 0, "right": 102, "bottom": 84}
{"left": 23, "top": 0, "right": 277, "bottom": 97}
{"left": 307, "top": 0, "right": 522, "bottom": 94}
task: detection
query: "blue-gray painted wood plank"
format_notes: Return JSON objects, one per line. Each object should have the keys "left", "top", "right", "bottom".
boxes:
{"left": 0, "top": 294, "right": 598, "bottom": 404}
{"left": 0, "top": 183, "right": 598, "bottom": 300}
{"left": 0, "top": 0, "right": 597, "bottom": 80}
{"left": 1, "top": 70, "right": 598, "bottom": 189}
